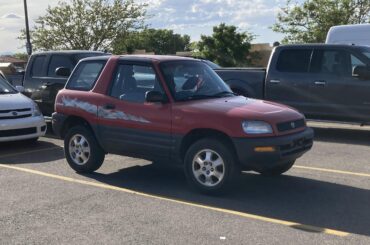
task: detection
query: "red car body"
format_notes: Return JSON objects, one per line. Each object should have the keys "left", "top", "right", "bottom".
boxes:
{"left": 53, "top": 55, "right": 313, "bottom": 192}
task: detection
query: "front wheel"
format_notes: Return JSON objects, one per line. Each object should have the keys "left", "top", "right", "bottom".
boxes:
{"left": 64, "top": 126, "right": 105, "bottom": 173}
{"left": 257, "top": 161, "right": 295, "bottom": 176}
{"left": 184, "top": 138, "right": 239, "bottom": 194}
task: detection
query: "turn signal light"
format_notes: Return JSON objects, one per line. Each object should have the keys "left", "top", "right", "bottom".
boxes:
{"left": 254, "top": 146, "right": 276, "bottom": 152}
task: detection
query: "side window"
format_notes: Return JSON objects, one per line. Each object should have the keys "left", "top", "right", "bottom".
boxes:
{"left": 66, "top": 61, "right": 106, "bottom": 91}
{"left": 311, "top": 50, "right": 352, "bottom": 76}
{"left": 31, "top": 55, "right": 46, "bottom": 77}
{"left": 47, "top": 55, "right": 74, "bottom": 77}
{"left": 276, "top": 49, "right": 312, "bottom": 73}
{"left": 110, "top": 64, "right": 162, "bottom": 103}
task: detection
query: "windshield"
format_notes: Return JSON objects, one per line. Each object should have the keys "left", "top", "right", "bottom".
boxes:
{"left": 0, "top": 76, "right": 17, "bottom": 94}
{"left": 360, "top": 47, "right": 370, "bottom": 64}
{"left": 160, "top": 61, "right": 233, "bottom": 101}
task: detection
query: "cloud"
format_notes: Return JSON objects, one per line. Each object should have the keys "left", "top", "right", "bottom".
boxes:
{"left": 2, "top": 13, "right": 22, "bottom": 19}
{"left": 139, "top": 0, "right": 285, "bottom": 43}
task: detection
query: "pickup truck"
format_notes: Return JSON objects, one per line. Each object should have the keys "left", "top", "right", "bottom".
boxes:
{"left": 52, "top": 55, "right": 313, "bottom": 193}
{"left": 215, "top": 44, "right": 370, "bottom": 124}
{"left": 22, "top": 50, "right": 106, "bottom": 118}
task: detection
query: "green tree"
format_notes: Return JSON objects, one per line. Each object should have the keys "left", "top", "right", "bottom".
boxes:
{"left": 273, "top": 0, "right": 370, "bottom": 43}
{"left": 197, "top": 23, "right": 254, "bottom": 67}
{"left": 113, "top": 28, "right": 191, "bottom": 55}
{"left": 20, "top": 0, "right": 147, "bottom": 51}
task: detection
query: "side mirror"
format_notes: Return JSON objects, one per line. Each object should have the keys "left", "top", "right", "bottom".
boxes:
{"left": 15, "top": 85, "right": 25, "bottom": 93}
{"left": 353, "top": 65, "right": 370, "bottom": 80}
{"left": 55, "top": 67, "right": 71, "bottom": 77}
{"left": 145, "top": 91, "right": 167, "bottom": 103}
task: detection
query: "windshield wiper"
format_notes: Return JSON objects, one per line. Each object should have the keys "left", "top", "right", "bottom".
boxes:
{"left": 177, "top": 92, "right": 236, "bottom": 101}
{"left": 211, "top": 91, "right": 237, "bottom": 98}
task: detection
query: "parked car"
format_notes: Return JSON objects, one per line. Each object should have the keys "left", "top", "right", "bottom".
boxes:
{"left": 326, "top": 24, "right": 370, "bottom": 46}
{"left": 52, "top": 55, "right": 313, "bottom": 193}
{"left": 0, "top": 76, "right": 46, "bottom": 143}
{"left": 214, "top": 44, "right": 370, "bottom": 124}
{"left": 23, "top": 50, "right": 107, "bottom": 119}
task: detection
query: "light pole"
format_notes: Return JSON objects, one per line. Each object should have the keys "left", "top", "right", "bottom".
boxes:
{"left": 23, "top": 0, "right": 32, "bottom": 56}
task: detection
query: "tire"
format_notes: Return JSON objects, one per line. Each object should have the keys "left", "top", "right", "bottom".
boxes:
{"left": 184, "top": 138, "right": 239, "bottom": 194}
{"left": 257, "top": 161, "right": 295, "bottom": 176}
{"left": 64, "top": 125, "right": 105, "bottom": 173}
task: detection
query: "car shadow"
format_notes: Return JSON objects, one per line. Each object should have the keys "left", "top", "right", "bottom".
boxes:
{"left": 0, "top": 140, "right": 64, "bottom": 164}
{"left": 312, "top": 127, "right": 370, "bottom": 146}
{"left": 82, "top": 163, "right": 370, "bottom": 237}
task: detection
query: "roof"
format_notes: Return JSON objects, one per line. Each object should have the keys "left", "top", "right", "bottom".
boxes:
{"left": 119, "top": 54, "right": 198, "bottom": 62}
{"left": 32, "top": 50, "right": 106, "bottom": 55}
{"left": 277, "top": 44, "right": 370, "bottom": 49}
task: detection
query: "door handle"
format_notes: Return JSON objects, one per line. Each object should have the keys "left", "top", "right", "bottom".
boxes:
{"left": 314, "top": 81, "right": 327, "bottom": 86}
{"left": 269, "top": 80, "right": 281, "bottom": 84}
{"left": 41, "top": 82, "right": 52, "bottom": 89}
{"left": 103, "top": 103, "right": 115, "bottom": 110}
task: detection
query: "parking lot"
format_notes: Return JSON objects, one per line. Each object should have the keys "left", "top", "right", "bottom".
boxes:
{"left": 0, "top": 122, "right": 369, "bottom": 244}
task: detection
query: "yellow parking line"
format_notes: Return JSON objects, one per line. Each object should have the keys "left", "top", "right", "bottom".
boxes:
{"left": 0, "top": 164, "right": 349, "bottom": 237}
{"left": 294, "top": 165, "right": 370, "bottom": 178}
{"left": 0, "top": 146, "right": 62, "bottom": 160}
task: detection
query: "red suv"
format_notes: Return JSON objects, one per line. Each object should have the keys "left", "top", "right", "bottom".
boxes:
{"left": 52, "top": 55, "right": 314, "bottom": 193}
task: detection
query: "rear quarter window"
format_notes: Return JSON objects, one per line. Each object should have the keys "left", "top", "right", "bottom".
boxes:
{"left": 31, "top": 55, "right": 46, "bottom": 77}
{"left": 276, "top": 49, "right": 312, "bottom": 73}
{"left": 66, "top": 61, "right": 106, "bottom": 91}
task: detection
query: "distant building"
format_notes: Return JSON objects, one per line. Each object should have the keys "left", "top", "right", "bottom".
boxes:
{"left": 0, "top": 56, "right": 27, "bottom": 69}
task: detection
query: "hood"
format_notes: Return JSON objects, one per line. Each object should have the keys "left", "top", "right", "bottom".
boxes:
{"left": 0, "top": 93, "right": 34, "bottom": 110}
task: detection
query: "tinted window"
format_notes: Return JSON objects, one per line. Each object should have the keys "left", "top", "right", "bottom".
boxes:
{"left": 31, "top": 55, "right": 46, "bottom": 77}
{"left": 47, "top": 55, "right": 74, "bottom": 77}
{"left": 311, "top": 50, "right": 352, "bottom": 76}
{"left": 276, "top": 49, "right": 312, "bottom": 73}
{"left": 110, "top": 64, "right": 162, "bottom": 103}
{"left": 66, "top": 61, "right": 106, "bottom": 90}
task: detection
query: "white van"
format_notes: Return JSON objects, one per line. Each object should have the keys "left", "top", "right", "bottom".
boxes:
{"left": 0, "top": 76, "right": 46, "bottom": 142}
{"left": 326, "top": 24, "right": 370, "bottom": 46}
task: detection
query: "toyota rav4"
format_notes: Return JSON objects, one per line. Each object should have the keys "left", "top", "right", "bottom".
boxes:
{"left": 52, "top": 55, "right": 314, "bottom": 193}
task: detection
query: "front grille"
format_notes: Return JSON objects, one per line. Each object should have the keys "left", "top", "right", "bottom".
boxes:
{"left": 280, "top": 138, "right": 313, "bottom": 156}
{"left": 0, "top": 108, "right": 31, "bottom": 113}
{"left": 277, "top": 119, "right": 305, "bottom": 132}
{"left": 0, "top": 108, "right": 32, "bottom": 120}
{"left": 0, "top": 127, "right": 37, "bottom": 137}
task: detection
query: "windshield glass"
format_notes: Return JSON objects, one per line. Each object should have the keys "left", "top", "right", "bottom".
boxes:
{"left": 160, "top": 61, "right": 233, "bottom": 101}
{"left": 0, "top": 76, "right": 17, "bottom": 94}
{"left": 360, "top": 47, "right": 370, "bottom": 63}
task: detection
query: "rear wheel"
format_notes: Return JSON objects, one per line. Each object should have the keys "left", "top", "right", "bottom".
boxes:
{"left": 184, "top": 138, "right": 239, "bottom": 194}
{"left": 64, "top": 126, "right": 104, "bottom": 173}
{"left": 257, "top": 161, "right": 295, "bottom": 176}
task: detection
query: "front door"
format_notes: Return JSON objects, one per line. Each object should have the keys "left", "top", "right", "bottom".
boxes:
{"left": 98, "top": 62, "right": 172, "bottom": 160}
{"left": 309, "top": 48, "right": 370, "bottom": 122}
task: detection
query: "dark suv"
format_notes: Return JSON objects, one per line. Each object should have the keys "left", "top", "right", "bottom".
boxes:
{"left": 23, "top": 50, "right": 106, "bottom": 117}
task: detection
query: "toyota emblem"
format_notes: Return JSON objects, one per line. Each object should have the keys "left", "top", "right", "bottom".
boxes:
{"left": 12, "top": 111, "right": 18, "bottom": 116}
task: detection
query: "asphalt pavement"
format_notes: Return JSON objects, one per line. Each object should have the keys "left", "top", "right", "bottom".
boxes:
{"left": 0, "top": 122, "right": 369, "bottom": 244}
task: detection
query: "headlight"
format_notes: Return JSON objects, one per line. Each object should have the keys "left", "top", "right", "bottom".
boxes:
{"left": 32, "top": 102, "right": 42, "bottom": 117}
{"left": 242, "top": 121, "right": 273, "bottom": 134}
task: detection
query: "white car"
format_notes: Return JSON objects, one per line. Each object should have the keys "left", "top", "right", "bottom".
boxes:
{"left": 0, "top": 76, "right": 46, "bottom": 143}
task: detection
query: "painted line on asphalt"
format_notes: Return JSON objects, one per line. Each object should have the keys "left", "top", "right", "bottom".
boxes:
{"left": 0, "top": 163, "right": 349, "bottom": 237}
{"left": 0, "top": 146, "right": 62, "bottom": 160}
{"left": 294, "top": 165, "right": 370, "bottom": 178}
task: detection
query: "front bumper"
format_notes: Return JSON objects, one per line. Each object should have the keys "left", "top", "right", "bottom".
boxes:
{"left": 0, "top": 116, "right": 46, "bottom": 142}
{"left": 232, "top": 128, "right": 314, "bottom": 171}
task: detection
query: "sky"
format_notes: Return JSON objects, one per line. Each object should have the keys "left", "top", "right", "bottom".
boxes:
{"left": 0, "top": 0, "right": 290, "bottom": 54}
